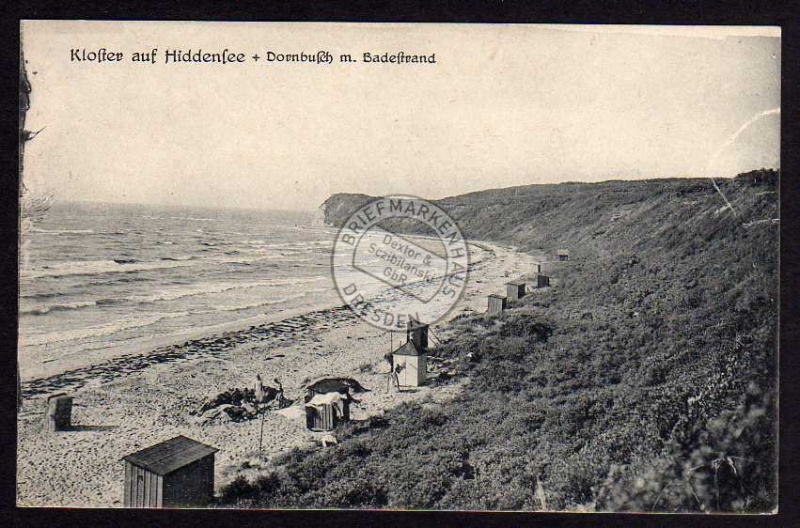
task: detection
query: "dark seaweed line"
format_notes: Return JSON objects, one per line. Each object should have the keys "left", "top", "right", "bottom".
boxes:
{"left": 20, "top": 305, "right": 360, "bottom": 399}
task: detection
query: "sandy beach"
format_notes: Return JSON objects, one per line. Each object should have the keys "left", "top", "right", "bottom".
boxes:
{"left": 17, "top": 241, "right": 540, "bottom": 508}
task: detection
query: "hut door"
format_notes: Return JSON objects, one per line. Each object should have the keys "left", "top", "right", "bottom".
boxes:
{"left": 135, "top": 473, "right": 145, "bottom": 507}
{"left": 407, "top": 359, "right": 418, "bottom": 385}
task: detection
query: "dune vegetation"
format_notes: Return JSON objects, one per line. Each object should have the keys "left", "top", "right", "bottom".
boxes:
{"left": 221, "top": 170, "right": 778, "bottom": 512}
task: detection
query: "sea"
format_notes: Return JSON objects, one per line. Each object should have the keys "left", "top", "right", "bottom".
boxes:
{"left": 18, "top": 201, "right": 343, "bottom": 380}
{"left": 19, "top": 201, "right": 487, "bottom": 382}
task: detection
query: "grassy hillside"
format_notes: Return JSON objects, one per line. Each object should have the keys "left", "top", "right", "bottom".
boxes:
{"left": 225, "top": 171, "right": 777, "bottom": 512}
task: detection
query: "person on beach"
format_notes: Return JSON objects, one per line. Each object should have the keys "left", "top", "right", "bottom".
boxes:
{"left": 273, "top": 378, "right": 286, "bottom": 408}
{"left": 386, "top": 360, "right": 403, "bottom": 393}
{"left": 385, "top": 354, "right": 397, "bottom": 392}
{"left": 255, "top": 374, "right": 265, "bottom": 404}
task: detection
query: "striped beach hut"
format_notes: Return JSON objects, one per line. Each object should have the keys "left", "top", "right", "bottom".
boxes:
{"left": 305, "top": 391, "right": 350, "bottom": 432}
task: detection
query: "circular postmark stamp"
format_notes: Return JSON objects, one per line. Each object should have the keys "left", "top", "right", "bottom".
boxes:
{"left": 332, "top": 195, "right": 470, "bottom": 331}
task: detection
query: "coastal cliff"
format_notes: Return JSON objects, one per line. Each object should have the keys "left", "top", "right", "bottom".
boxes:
{"left": 321, "top": 173, "right": 777, "bottom": 258}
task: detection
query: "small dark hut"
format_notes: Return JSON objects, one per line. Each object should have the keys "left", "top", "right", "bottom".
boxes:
{"left": 45, "top": 393, "right": 73, "bottom": 432}
{"left": 407, "top": 317, "right": 429, "bottom": 352}
{"left": 123, "top": 435, "right": 218, "bottom": 508}
{"left": 557, "top": 249, "right": 570, "bottom": 262}
{"left": 505, "top": 280, "right": 527, "bottom": 301}
{"left": 536, "top": 274, "right": 550, "bottom": 288}
{"left": 487, "top": 294, "right": 507, "bottom": 315}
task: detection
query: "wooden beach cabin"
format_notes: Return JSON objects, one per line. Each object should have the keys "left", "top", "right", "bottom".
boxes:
{"left": 45, "top": 393, "right": 73, "bottom": 432}
{"left": 536, "top": 274, "right": 551, "bottom": 288}
{"left": 122, "top": 435, "right": 218, "bottom": 508}
{"left": 305, "top": 391, "right": 350, "bottom": 432}
{"left": 487, "top": 294, "right": 507, "bottom": 315}
{"left": 506, "top": 280, "right": 527, "bottom": 302}
{"left": 557, "top": 249, "right": 570, "bottom": 262}
{"left": 389, "top": 318, "right": 430, "bottom": 388}
{"left": 392, "top": 340, "right": 427, "bottom": 387}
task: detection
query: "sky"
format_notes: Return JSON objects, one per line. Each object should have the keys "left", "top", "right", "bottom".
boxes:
{"left": 21, "top": 22, "right": 780, "bottom": 212}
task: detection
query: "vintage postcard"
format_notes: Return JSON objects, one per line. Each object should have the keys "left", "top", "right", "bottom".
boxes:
{"left": 18, "top": 21, "right": 779, "bottom": 512}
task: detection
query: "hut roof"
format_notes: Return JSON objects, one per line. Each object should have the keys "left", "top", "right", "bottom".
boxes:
{"left": 305, "top": 377, "right": 368, "bottom": 394}
{"left": 407, "top": 317, "right": 429, "bottom": 330}
{"left": 557, "top": 249, "right": 570, "bottom": 255}
{"left": 506, "top": 279, "right": 527, "bottom": 286}
{"left": 123, "top": 435, "right": 218, "bottom": 476}
{"left": 488, "top": 293, "right": 506, "bottom": 299}
{"left": 393, "top": 340, "right": 422, "bottom": 357}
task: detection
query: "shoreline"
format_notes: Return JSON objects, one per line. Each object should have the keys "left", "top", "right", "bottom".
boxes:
{"left": 17, "top": 240, "right": 542, "bottom": 507}
{"left": 18, "top": 238, "right": 519, "bottom": 385}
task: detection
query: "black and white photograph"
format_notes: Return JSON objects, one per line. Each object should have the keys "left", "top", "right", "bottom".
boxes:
{"left": 17, "top": 21, "right": 779, "bottom": 513}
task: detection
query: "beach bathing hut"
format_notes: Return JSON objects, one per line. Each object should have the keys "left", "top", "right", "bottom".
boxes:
{"left": 305, "top": 392, "right": 350, "bottom": 432}
{"left": 487, "top": 294, "right": 507, "bottom": 315}
{"left": 392, "top": 340, "right": 427, "bottom": 387}
{"left": 536, "top": 274, "right": 551, "bottom": 288}
{"left": 122, "top": 435, "right": 218, "bottom": 508}
{"left": 506, "top": 280, "right": 527, "bottom": 301}
{"left": 557, "top": 249, "right": 570, "bottom": 262}
{"left": 304, "top": 379, "right": 354, "bottom": 431}
{"left": 45, "top": 393, "right": 73, "bottom": 432}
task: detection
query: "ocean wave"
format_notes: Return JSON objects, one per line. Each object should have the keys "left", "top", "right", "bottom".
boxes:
{"left": 159, "top": 255, "right": 197, "bottom": 261}
{"left": 170, "top": 216, "right": 218, "bottom": 222}
{"left": 99, "top": 275, "right": 150, "bottom": 285}
{"left": 206, "top": 287, "right": 330, "bottom": 313}
{"left": 21, "top": 276, "right": 329, "bottom": 315}
{"left": 129, "top": 276, "right": 328, "bottom": 304}
{"left": 20, "top": 291, "right": 62, "bottom": 300}
{"left": 21, "top": 300, "right": 98, "bottom": 315}
{"left": 21, "top": 286, "right": 330, "bottom": 348}
{"left": 31, "top": 228, "right": 95, "bottom": 235}
{"left": 21, "top": 311, "right": 191, "bottom": 347}
{"left": 21, "top": 259, "right": 196, "bottom": 279}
